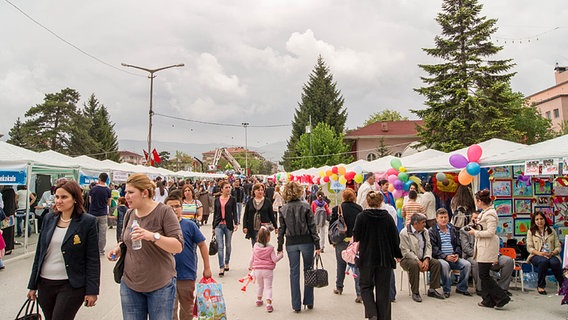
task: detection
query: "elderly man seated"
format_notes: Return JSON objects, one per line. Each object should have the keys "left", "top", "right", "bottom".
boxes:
{"left": 429, "top": 208, "right": 472, "bottom": 298}
{"left": 400, "top": 213, "right": 445, "bottom": 302}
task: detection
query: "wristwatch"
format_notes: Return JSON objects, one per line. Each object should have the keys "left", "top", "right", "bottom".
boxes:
{"left": 153, "top": 232, "right": 161, "bottom": 242}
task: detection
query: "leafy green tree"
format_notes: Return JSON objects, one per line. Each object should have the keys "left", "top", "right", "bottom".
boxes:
{"left": 83, "top": 94, "right": 120, "bottom": 161}
{"left": 364, "top": 110, "right": 408, "bottom": 126}
{"left": 559, "top": 120, "right": 568, "bottom": 135}
{"left": 412, "top": 0, "right": 520, "bottom": 151}
{"left": 283, "top": 56, "right": 347, "bottom": 170}
{"left": 17, "top": 88, "right": 81, "bottom": 152}
{"left": 292, "top": 123, "right": 352, "bottom": 169}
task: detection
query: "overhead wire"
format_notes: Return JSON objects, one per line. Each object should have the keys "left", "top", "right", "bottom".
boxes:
{"left": 4, "top": 0, "right": 143, "bottom": 77}
{"left": 153, "top": 112, "right": 291, "bottom": 128}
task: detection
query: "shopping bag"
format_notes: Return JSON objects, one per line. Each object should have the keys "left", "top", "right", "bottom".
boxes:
{"left": 305, "top": 253, "right": 328, "bottom": 288}
{"left": 193, "top": 277, "right": 226, "bottom": 320}
{"left": 15, "top": 298, "right": 42, "bottom": 320}
{"left": 328, "top": 204, "right": 347, "bottom": 245}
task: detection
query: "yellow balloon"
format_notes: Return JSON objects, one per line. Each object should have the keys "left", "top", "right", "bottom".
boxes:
{"left": 395, "top": 198, "right": 404, "bottom": 209}
{"left": 409, "top": 176, "right": 421, "bottom": 185}
{"left": 319, "top": 170, "right": 325, "bottom": 178}
{"left": 399, "top": 166, "right": 406, "bottom": 173}
{"left": 331, "top": 174, "right": 338, "bottom": 181}
{"left": 338, "top": 166, "right": 347, "bottom": 175}
{"left": 354, "top": 174, "right": 364, "bottom": 184}
{"left": 339, "top": 176, "right": 347, "bottom": 185}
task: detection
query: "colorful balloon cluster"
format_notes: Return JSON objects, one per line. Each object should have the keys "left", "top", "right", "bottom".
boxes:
{"left": 386, "top": 158, "right": 421, "bottom": 202}
{"left": 318, "top": 165, "right": 362, "bottom": 185}
{"left": 449, "top": 144, "right": 483, "bottom": 185}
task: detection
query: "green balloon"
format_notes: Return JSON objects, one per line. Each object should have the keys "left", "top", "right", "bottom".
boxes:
{"left": 390, "top": 158, "right": 402, "bottom": 170}
{"left": 398, "top": 172, "right": 409, "bottom": 182}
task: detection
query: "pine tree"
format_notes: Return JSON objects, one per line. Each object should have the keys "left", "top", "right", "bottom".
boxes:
{"left": 283, "top": 56, "right": 347, "bottom": 170}
{"left": 7, "top": 117, "right": 30, "bottom": 148}
{"left": 412, "top": 0, "right": 520, "bottom": 152}
{"left": 19, "top": 88, "right": 81, "bottom": 152}
{"left": 82, "top": 94, "right": 120, "bottom": 161}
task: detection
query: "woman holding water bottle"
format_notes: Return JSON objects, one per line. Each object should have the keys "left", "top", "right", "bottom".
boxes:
{"left": 107, "top": 173, "right": 183, "bottom": 320}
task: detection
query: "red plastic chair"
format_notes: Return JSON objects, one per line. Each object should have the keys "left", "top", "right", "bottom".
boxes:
{"left": 500, "top": 247, "right": 525, "bottom": 292}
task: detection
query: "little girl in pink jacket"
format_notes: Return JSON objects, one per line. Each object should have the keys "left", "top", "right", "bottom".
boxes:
{"left": 249, "top": 226, "right": 284, "bottom": 313}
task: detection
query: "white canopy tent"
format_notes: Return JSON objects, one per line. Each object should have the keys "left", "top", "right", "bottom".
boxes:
{"left": 487, "top": 134, "right": 568, "bottom": 166}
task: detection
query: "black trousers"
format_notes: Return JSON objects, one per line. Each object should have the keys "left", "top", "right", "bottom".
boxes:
{"left": 359, "top": 265, "right": 392, "bottom": 320}
{"left": 478, "top": 262, "right": 509, "bottom": 307}
{"left": 37, "top": 278, "right": 85, "bottom": 320}
{"left": 2, "top": 225, "right": 14, "bottom": 251}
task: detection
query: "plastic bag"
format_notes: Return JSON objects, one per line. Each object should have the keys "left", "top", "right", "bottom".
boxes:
{"left": 193, "top": 277, "right": 226, "bottom": 320}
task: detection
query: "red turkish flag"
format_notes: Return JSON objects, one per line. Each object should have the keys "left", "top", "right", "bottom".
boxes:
{"left": 152, "top": 148, "right": 161, "bottom": 164}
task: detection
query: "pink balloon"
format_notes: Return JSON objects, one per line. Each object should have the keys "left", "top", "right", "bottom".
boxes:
{"left": 392, "top": 189, "right": 403, "bottom": 199}
{"left": 388, "top": 174, "right": 398, "bottom": 184}
{"left": 449, "top": 154, "right": 469, "bottom": 169}
{"left": 467, "top": 144, "right": 483, "bottom": 163}
{"left": 386, "top": 168, "right": 398, "bottom": 176}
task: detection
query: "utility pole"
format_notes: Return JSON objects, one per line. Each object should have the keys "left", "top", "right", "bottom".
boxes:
{"left": 242, "top": 122, "right": 249, "bottom": 176}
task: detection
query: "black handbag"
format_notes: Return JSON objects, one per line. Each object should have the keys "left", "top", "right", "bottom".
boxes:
{"left": 15, "top": 298, "right": 42, "bottom": 320}
{"left": 304, "top": 253, "right": 328, "bottom": 288}
{"left": 209, "top": 235, "right": 218, "bottom": 256}
{"left": 113, "top": 242, "right": 127, "bottom": 284}
{"left": 113, "top": 209, "right": 133, "bottom": 284}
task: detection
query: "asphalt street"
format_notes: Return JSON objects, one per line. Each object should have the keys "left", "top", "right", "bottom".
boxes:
{"left": 1, "top": 223, "right": 567, "bottom": 320}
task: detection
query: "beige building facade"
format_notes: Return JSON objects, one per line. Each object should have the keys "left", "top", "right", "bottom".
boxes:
{"left": 527, "top": 65, "right": 568, "bottom": 131}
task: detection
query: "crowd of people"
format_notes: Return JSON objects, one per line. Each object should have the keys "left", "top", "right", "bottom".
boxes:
{"left": 1, "top": 172, "right": 567, "bottom": 319}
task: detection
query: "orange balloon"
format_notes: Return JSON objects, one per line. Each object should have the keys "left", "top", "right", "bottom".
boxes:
{"left": 326, "top": 170, "right": 333, "bottom": 177}
{"left": 458, "top": 168, "right": 473, "bottom": 185}
{"left": 388, "top": 184, "right": 395, "bottom": 192}
{"left": 338, "top": 166, "right": 346, "bottom": 175}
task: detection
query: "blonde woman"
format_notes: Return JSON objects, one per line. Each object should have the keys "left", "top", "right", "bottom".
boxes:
{"left": 277, "top": 181, "right": 320, "bottom": 313}
{"left": 107, "top": 173, "right": 183, "bottom": 320}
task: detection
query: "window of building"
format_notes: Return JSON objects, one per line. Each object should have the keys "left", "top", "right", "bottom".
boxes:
{"left": 366, "top": 153, "right": 377, "bottom": 161}
{"left": 545, "top": 111, "right": 551, "bottom": 119}
{"left": 394, "top": 152, "right": 402, "bottom": 157}
{"left": 554, "top": 108, "right": 560, "bottom": 118}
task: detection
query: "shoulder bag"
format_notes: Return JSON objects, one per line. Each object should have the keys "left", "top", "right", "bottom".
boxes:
{"left": 328, "top": 204, "right": 347, "bottom": 245}
{"left": 113, "top": 209, "right": 133, "bottom": 284}
{"left": 209, "top": 235, "right": 218, "bottom": 256}
{"left": 305, "top": 253, "right": 328, "bottom": 288}
{"left": 15, "top": 298, "right": 41, "bottom": 320}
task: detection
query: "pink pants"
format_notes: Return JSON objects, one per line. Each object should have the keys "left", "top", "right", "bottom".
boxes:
{"left": 255, "top": 269, "right": 274, "bottom": 300}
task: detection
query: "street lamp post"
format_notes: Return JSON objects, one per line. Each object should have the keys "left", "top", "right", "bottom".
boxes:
{"left": 242, "top": 122, "right": 249, "bottom": 176}
{"left": 121, "top": 63, "right": 184, "bottom": 165}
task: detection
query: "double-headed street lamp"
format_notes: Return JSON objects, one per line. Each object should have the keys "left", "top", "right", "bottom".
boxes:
{"left": 121, "top": 62, "right": 184, "bottom": 165}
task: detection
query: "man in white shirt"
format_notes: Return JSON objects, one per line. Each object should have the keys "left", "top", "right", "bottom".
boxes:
{"left": 356, "top": 173, "right": 375, "bottom": 209}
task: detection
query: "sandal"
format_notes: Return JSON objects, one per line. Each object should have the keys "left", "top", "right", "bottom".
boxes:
{"left": 537, "top": 288, "right": 547, "bottom": 295}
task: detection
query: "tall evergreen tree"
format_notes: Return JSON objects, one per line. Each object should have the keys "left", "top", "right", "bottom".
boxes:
{"left": 412, "top": 0, "right": 519, "bottom": 152}
{"left": 283, "top": 56, "right": 347, "bottom": 170}
{"left": 82, "top": 94, "right": 120, "bottom": 161}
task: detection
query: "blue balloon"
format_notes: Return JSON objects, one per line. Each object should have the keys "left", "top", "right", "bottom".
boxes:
{"left": 404, "top": 180, "right": 413, "bottom": 191}
{"left": 465, "top": 162, "right": 481, "bottom": 176}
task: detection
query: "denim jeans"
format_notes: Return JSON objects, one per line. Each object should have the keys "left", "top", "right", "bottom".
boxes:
{"left": 286, "top": 242, "right": 315, "bottom": 310}
{"left": 235, "top": 202, "right": 242, "bottom": 224}
{"left": 530, "top": 255, "right": 565, "bottom": 289}
{"left": 120, "top": 277, "right": 176, "bottom": 320}
{"left": 334, "top": 241, "right": 361, "bottom": 296}
{"left": 214, "top": 224, "right": 233, "bottom": 269}
{"left": 15, "top": 211, "right": 32, "bottom": 237}
{"left": 440, "top": 257, "right": 471, "bottom": 293}
{"left": 95, "top": 215, "right": 107, "bottom": 255}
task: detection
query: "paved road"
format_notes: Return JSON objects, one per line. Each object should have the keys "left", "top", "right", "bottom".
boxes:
{"left": 2, "top": 223, "right": 567, "bottom": 319}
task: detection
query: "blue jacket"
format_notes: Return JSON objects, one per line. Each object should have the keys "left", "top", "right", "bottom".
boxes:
{"left": 28, "top": 212, "right": 100, "bottom": 295}
{"left": 428, "top": 223, "right": 462, "bottom": 260}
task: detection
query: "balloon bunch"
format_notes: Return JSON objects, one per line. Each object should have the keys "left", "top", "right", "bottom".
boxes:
{"left": 449, "top": 144, "right": 483, "bottom": 185}
{"left": 318, "top": 166, "right": 360, "bottom": 186}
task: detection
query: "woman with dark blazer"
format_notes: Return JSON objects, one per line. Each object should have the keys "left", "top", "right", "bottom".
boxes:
{"left": 213, "top": 181, "right": 238, "bottom": 276}
{"left": 329, "top": 188, "right": 363, "bottom": 301}
{"left": 242, "top": 183, "right": 278, "bottom": 246}
{"left": 27, "top": 179, "right": 100, "bottom": 320}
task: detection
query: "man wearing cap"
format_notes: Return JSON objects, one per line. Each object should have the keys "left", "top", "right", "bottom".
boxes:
{"left": 356, "top": 173, "right": 376, "bottom": 209}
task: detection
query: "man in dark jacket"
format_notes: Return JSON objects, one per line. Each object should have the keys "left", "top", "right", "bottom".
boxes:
{"left": 429, "top": 208, "right": 472, "bottom": 298}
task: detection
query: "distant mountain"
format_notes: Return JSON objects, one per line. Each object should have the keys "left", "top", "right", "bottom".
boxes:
{"left": 118, "top": 139, "right": 286, "bottom": 163}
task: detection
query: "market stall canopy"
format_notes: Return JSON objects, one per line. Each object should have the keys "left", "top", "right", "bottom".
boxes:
{"left": 402, "top": 149, "right": 447, "bottom": 172}
{"left": 0, "top": 141, "right": 44, "bottom": 165}
{"left": 367, "top": 155, "right": 396, "bottom": 173}
{"left": 487, "top": 134, "right": 568, "bottom": 166}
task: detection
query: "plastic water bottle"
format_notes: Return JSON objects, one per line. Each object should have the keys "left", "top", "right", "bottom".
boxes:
{"left": 131, "top": 219, "right": 142, "bottom": 250}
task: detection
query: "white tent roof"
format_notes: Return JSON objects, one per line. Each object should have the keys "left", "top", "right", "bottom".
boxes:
{"left": 0, "top": 141, "right": 42, "bottom": 165}
{"left": 402, "top": 149, "right": 447, "bottom": 171}
{"left": 488, "top": 134, "right": 568, "bottom": 166}
{"left": 366, "top": 155, "right": 396, "bottom": 173}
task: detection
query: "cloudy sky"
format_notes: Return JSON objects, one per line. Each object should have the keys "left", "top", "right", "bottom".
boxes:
{"left": 1, "top": 0, "right": 566, "bottom": 154}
